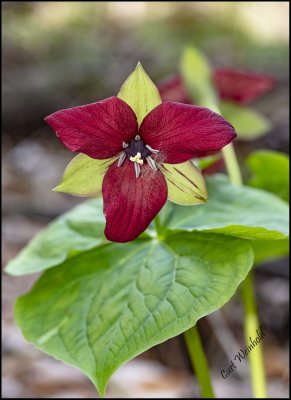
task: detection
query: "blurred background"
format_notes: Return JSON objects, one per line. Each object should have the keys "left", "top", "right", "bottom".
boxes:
{"left": 2, "top": 2, "right": 289, "bottom": 398}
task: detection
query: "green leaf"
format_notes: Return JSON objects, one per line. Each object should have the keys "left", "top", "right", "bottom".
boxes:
{"left": 117, "top": 62, "right": 162, "bottom": 126}
{"left": 5, "top": 199, "right": 107, "bottom": 276}
{"left": 246, "top": 150, "right": 289, "bottom": 202}
{"left": 161, "top": 174, "right": 289, "bottom": 240}
{"left": 220, "top": 102, "right": 271, "bottom": 140}
{"left": 6, "top": 172, "right": 288, "bottom": 276}
{"left": 180, "top": 46, "right": 218, "bottom": 109}
{"left": 162, "top": 161, "right": 208, "bottom": 205}
{"left": 251, "top": 239, "right": 289, "bottom": 265}
{"left": 53, "top": 154, "right": 116, "bottom": 197}
{"left": 15, "top": 232, "right": 253, "bottom": 397}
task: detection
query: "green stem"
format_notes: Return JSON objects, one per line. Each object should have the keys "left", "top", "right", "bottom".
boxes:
{"left": 205, "top": 101, "right": 243, "bottom": 186}
{"left": 221, "top": 144, "right": 243, "bottom": 186}
{"left": 241, "top": 271, "right": 267, "bottom": 398}
{"left": 184, "top": 325, "right": 215, "bottom": 398}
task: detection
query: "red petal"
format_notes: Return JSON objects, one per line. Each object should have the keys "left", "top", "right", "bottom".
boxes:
{"left": 103, "top": 159, "right": 167, "bottom": 243}
{"left": 45, "top": 97, "right": 138, "bottom": 159}
{"left": 213, "top": 68, "right": 275, "bottom": 104}
{"left": 158, "top": 75, "right": 192, "bottom": 104}
{"left": 140, "top": 102, "right": 236, "bottom": 164}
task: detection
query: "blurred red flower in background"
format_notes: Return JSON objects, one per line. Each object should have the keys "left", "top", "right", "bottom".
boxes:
{"left": 159, "top": 68, "right": 275, "bottom": 105}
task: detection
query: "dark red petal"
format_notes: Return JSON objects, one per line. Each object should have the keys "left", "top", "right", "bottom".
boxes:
{"left": 158, "top": 75, "right": 192, "bottom": 104}
{"left": 213, "top": 68, "right": 275, "bottom": 104}
{"left": 139, "top": 102, "right": 236, "bottom": 164}
{"left": 44, "top": 96, "right": 138, "bottom": 159}
{"left": 103, "top": 159, "right": 167, "bottom": 243}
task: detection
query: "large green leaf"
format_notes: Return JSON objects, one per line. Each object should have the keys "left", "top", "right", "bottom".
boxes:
{"left": 5, "top": 199, "right": 107, "bottom": 275}
{"left": 15, "top": 232, "right": 253, "bottom": 396}
{"left": 6, "top": 173, "right": 288, "bottom": 276}
{"left": 161, "top": 174, "right": 289, "bottom": 240}
{"left": 117, "top": 62, "right": 161, "bottom": 126}
{"left": 220, "top": 101, "right": 271, "bottom": 140}
{"left": 246, "top": 150, "right": 289, "bottom": 202}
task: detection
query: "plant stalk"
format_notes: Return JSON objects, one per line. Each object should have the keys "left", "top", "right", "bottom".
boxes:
{"left": 184, "top": 325, "right": 215, "bottom": 398}
{"left": 206, "top": 101, "right": 243, "bottom": 186}
{"left": 221, "top": 144, "right": 243, "bottom": 186}
{"left": 240, "top": 271, "right": 267, "bottom": 397}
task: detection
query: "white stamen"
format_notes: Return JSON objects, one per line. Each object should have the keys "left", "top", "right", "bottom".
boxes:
{"left": 117, "top": 152, "right": 126, "bottom": 167}
{"left": 145, "top": 144, "right": 160, "bottom": 153}
{"left": 134, "top": 162, "right": 141, "bottom": 178}
{"left": 122, "top": 141, "right": 129, "bottom": 148}
{"left": 135, "top": 135, "right": 141, "bottom": 140}
{"left": 130, "top": 152, "right": 143, "bottom": 164}
{"left": 146, "top": 156, "right": 158, "bottom": 171}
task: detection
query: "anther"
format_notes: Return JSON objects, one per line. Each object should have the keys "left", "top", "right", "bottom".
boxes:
{"left": 146, "top": 156, "right": 158, "bottom": 171}
{"left": 134, "top": 162, "right": 141, "bottom": 178}
{"left": 135, "top": 135, "right": 141, "bottom": 140}
{"left": 145, "top": 144, "right": 159, "bottom": 154}
{"left": 122, "top": 141, "right": 129, "bottom": 148}
{"left": 117, "top": 152, "right": 126, "bottom": 167}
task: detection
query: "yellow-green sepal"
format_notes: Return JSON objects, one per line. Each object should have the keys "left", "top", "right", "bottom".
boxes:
{"left": 162, "top": 161, "right": 208, "bottom": 205}
{"left": 117, "top": 62, "right": 162, "bottom": 126}
{"left": 53, "top": 154, "right": 116, "bottom": 197}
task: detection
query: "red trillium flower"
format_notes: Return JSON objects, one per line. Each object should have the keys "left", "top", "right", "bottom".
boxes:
{"left": 45, "top": 96, "right": 236, "bottom": 243}
{"left": 159, "top": 69, "right": 275, "bottom": 105}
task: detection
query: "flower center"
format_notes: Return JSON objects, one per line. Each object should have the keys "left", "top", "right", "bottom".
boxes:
{"left": 123, "top": 136, "right": 151, "bottom": 161}
{"left": 117, "top": 135, "right": 159, "bottom": 178}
